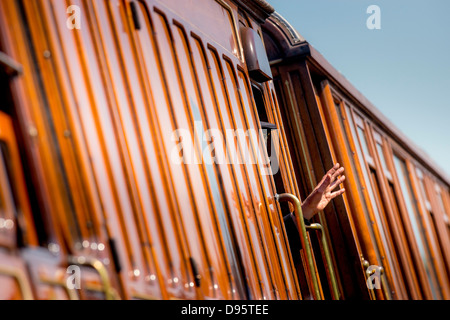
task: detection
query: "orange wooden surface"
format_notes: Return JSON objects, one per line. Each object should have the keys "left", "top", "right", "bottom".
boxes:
{"left": 0, "top": 0, "right": 449, "bottom": 300}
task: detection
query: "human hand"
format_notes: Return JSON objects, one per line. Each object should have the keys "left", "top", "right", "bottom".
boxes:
{"left": 301, "top": 163, "right": 346, "bottom": 220}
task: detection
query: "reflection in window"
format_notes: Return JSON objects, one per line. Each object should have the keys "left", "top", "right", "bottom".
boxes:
{"left": 417, "top": 171, "right": 432, "bottom": 212}
{"left": 418, "top": 177, "right": 429, "bottom": 202}
{"left": 393, "top": 156, "right": 439, "bottom": 299}
{"left": 436, "top": 188, "right": 450, "bottom": 230}
{"left": 394, "top": 158, "right": 426, "bottom": 257}
{"left": 436, "top": 188, "right": 448, "bottom": 218}
{"left": 357, "top": 126, "right": 371, "bottom": 158}
{"left": 376, "top": 142, "right": 389, "bottom": 175}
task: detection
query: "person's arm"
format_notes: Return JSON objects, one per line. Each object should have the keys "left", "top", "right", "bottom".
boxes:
{"left": 302, "top": 163, "right": 346, "bottom": 220}
{"left": 287, "top": 163, "right": 346, "bottom": 232}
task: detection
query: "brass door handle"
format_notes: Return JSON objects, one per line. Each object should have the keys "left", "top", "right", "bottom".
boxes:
{"left": 378, "top": 267, "right": 392, "bottom": 300}
{"left": 0, "top": 265, "right": 34, "bottom": 300}
{"left": 306, "top": 223, "right": 340, "bottom": 300}
{"left": 362, "top": 259, "right": 376, "bottom": 300}
{"left": 68, "top": 256, "right": 119, "bottom": 300}
{"left": 275, "top": 193, "right": 322, "bottom": 300}
{"left": 362, "top": 260, "right": 391, "bottom": 300}
{"left": 370, "top": 266, "right": 391, "bottom": 300}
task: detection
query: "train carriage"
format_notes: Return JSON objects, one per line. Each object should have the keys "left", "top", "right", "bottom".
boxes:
{"left": 0, "top": 0, "right": 448, "bottom": 300}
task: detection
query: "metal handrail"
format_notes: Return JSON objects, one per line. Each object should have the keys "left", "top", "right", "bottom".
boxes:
{"left": 306, "top": 223, "right": 340, "bottom": 300}
{"left": 275, "top": 193, "right": 321, "bottom": 300}
{"left": 379, "top": 267, "right": 392, "bottom": 300}
{"left": 0, "top": 265, "right": 33, "bottom": 300}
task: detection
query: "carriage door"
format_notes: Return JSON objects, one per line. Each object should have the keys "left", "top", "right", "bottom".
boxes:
{"left": 239, "top": 16, "right": 332, "bottom": 299}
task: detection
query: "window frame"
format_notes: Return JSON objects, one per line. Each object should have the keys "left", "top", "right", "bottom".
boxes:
{"left": 389, "top": 147, "right": 441, "bottom": 299}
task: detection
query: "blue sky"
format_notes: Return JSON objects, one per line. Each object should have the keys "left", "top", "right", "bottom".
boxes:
{"left": 267, "top": 0, "right": 450, "bottom": 178}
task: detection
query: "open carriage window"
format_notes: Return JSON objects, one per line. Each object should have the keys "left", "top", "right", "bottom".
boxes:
{"left": 251, "top": 83, "right": 285, "bottom": 201}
